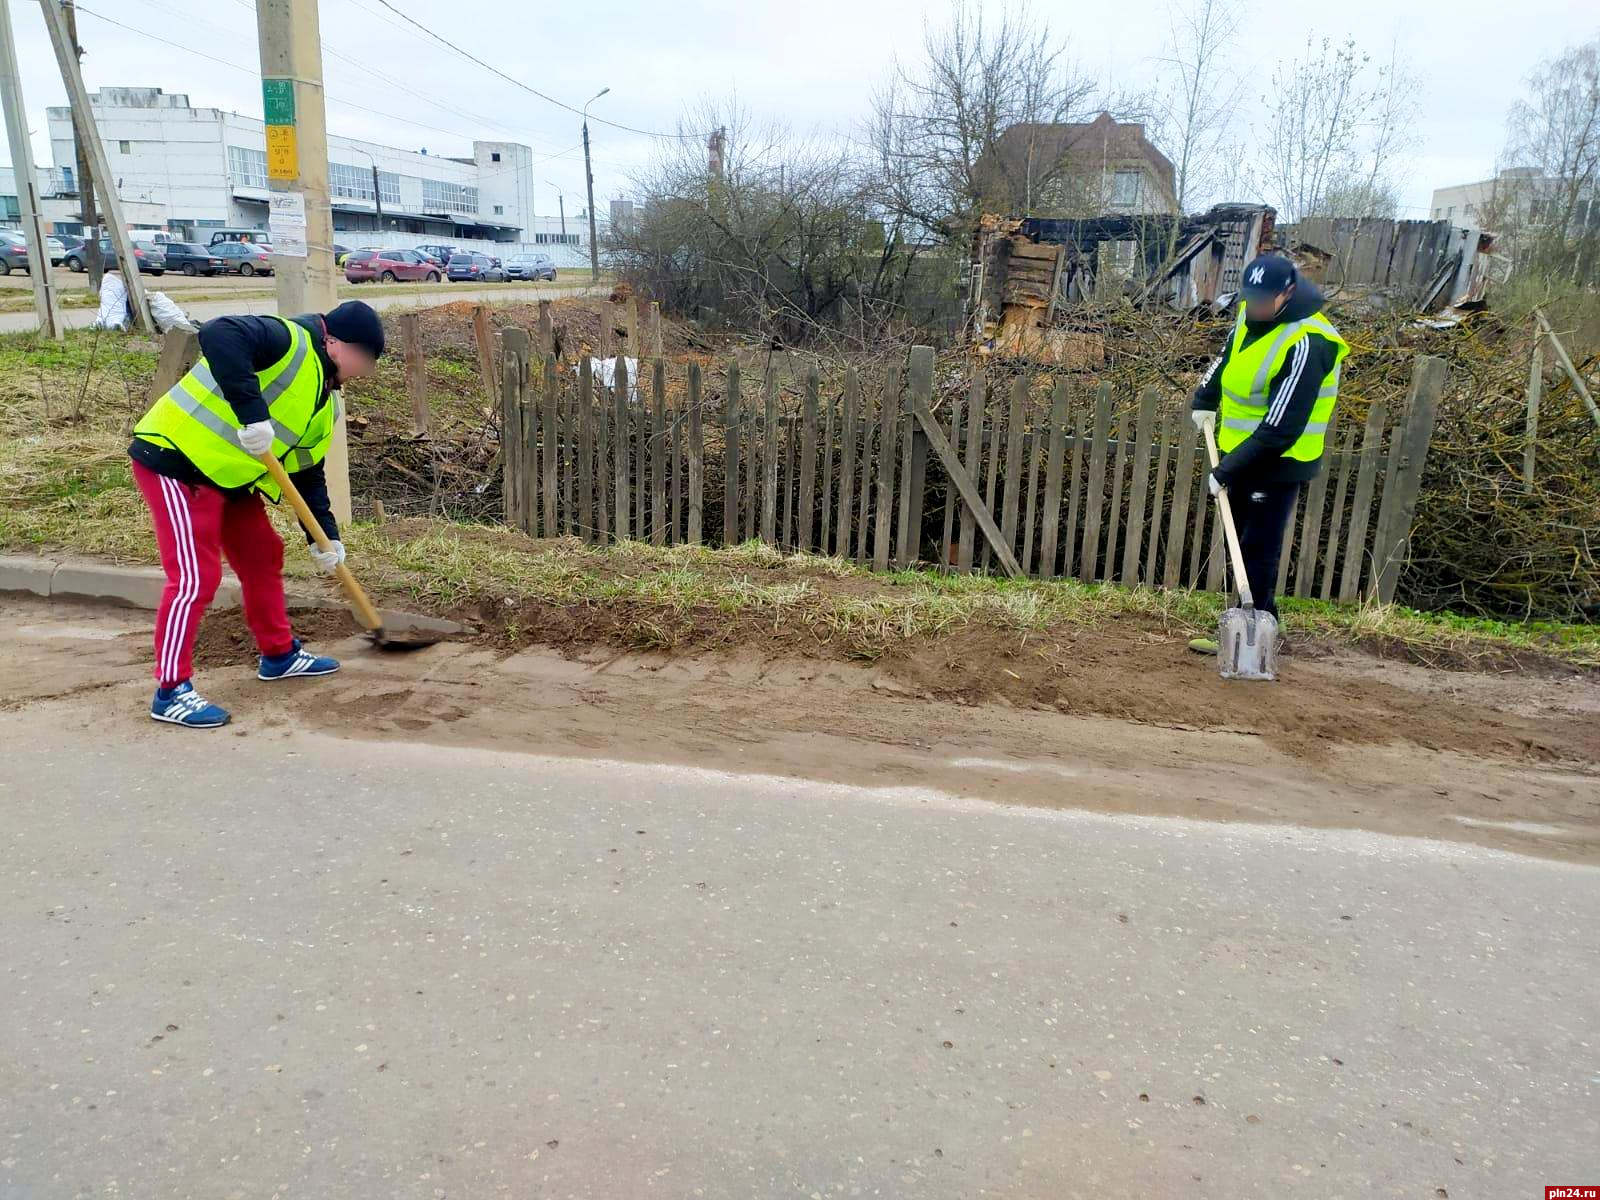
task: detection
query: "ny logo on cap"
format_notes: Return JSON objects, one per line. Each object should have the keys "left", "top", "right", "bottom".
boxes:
{"left": 1247, "top": 266, "right": 1265, "bottom": 285}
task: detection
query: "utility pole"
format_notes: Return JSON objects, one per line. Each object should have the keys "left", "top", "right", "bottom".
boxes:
{"left": 582, "top": 87, "right": 608, "bottom": 284}
{"left": 62, "top": 1, "right": 102, "bottom": 290}
{"left": 38, "top": 0, "right": 151, "bottom": 333}
{"left": 0, "top": 1, "right": 61, "bottom": 338}
{"left": 546, "top": 180, "right": 565, "bottom": 238}
{"left": 255, "top": 0, "right": 349, "bottom": 523}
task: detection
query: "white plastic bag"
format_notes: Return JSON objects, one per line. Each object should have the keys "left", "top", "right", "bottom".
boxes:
{"left": 92, "top": 272, "right": 129, "bottom": 330}
{"left": 587, "top": 356, "right": 640, "bottom": 401}
{"left": 147, "top": 290, "right": 196, "bottom": 334}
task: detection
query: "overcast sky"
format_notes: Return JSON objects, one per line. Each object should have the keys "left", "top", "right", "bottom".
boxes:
{"left": 4, "top": 0, "right": 1597, "bottom": 221}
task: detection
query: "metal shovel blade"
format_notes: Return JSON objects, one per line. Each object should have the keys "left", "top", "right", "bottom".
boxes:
{"left": 1218, "top": 605, "right": 1279, "bottom": 681}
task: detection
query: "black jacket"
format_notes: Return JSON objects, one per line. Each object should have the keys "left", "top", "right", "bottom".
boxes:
{"left": 129, "top": 313, "right": 339, "bottom": 543}
{"left": 1191, "top": 280, "right": 1339, "bottom": 488}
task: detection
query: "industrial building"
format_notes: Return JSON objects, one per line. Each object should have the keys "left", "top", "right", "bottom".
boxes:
{"left": 29, "top": 86, "right": 590, "bottom": 265}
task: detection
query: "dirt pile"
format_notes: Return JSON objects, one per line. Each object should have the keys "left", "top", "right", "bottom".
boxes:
{"left": 183, "top": 552, "right": 1600, "bottom": 766}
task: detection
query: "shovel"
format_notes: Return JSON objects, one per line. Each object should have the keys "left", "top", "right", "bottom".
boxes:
{"left": 258, "top": 453, "right": 444, "bottom": 650}
{"left": 1202, "top": 425, "right": 1279, "bottom": 682}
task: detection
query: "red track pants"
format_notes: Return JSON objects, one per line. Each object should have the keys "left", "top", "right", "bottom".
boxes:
{"left": 132, "top": 461, "right": 295, "bottom": 687}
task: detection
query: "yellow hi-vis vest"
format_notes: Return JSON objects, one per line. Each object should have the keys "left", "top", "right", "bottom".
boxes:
{"left": 1217, "top": 301, "right": 1349, "bottom": 462}
{"left": 133, "top": 316, "right": 334, "bottom": 500}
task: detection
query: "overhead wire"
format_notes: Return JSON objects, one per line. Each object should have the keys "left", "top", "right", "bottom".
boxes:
{"left": 362, "top": 0, "right": 706, "bottom": 141}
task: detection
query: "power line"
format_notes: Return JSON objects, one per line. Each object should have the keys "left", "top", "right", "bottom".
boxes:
{"left": 69, "top": 2, "right": 622, "bottom": 172}
{"left": 365, "top": 0, "right": 704, "bottom": 141}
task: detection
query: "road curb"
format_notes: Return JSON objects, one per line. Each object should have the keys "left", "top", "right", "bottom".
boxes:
{"left": 1, "top": 553, "right": 468, "bottom": 634}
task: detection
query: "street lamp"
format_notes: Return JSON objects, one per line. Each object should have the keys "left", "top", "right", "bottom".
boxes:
{"left": 544, "top": 179, "right": 566, "bottom": 239}
{"left": 351, "top": 146, "right": 384, "bottom": 229}
{"left": 582, "top": 87, "right": 609, "bottom": 283}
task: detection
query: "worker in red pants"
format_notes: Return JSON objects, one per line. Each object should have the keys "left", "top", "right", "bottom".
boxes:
{"left": 128, "top": 301, "right": 385, "bottom": 727}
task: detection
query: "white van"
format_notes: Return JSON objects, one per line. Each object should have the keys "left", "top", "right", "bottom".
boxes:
{"left": 129, "top": 228, "right": 177, "bottom": 245}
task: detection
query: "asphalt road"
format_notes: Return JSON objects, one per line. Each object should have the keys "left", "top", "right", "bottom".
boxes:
{"left": 1, "top": 708, "right": 1595, "bottom": 1199}
{"left": 0, "top": 281, "right": 602, "bottom": 334}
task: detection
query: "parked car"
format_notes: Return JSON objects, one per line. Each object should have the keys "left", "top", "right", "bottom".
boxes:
{"left": 46, "top": 237, "right": 67, "bottom": 265}
{"left": 163, "top": 242, "right": 228, "bottom": 276}
{"left": 208, "top": 228, "right": 270, "bottom": 247}
{"left": 504, "top": 252, "right": 556, "bottom": 281}
{"left": 344, "top": 248, "right": 441, "bottom": 283}
{"left": 0, "top": 231, "right": 29, "bottom": 274}
{"left": 415, "top": 244, "right": 458, "bottom": 268}
{"left": 211, "top": 241, "right": 274, "bottom": 276}
{"left": 80, "top": 237, "right": 167, "bottom": 275}
{"left": 446, "top": 252, "right": 505, "bottom": 282}
{"left": 332, "top": 243, "right": 353, "bottom": 266}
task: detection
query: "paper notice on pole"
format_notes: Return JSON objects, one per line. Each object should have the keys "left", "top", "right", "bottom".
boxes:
{"left": 269, "top": 191, "right": 308, "bottom": 257}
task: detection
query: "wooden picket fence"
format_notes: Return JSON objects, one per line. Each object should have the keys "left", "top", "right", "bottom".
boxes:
{"left": 501, "top": 335, "right": 1446, "bottom": 605}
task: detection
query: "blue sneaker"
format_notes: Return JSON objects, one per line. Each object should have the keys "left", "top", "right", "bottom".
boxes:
{"left": 257, "top": 639, "right": 340, "bottom": 682}
{"left": 151, "top": 681, "right": 230, "bottom": 729}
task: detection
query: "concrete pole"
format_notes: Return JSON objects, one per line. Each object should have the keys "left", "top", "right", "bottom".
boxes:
{"left": 62, "top": 1, "right": 103, "bottom": 290}
{"left": 0, "top": 1, "right": 61, "bottom": 339}
{"left": 582, "top": 121, "right": 600, "bottom": 283}
{"left": 37, "top": 0, "right": 152, "bottom": 334}
{"left": 255, "top": 0, "right": 350, "bottom": 524}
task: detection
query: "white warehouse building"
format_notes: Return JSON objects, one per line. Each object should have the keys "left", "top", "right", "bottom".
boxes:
{"left": 41, "top": 87, "right": 589, "bottom": 264}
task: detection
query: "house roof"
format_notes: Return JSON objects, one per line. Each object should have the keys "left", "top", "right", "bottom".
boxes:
{"left": 994, "top": 113, "right": 1176, "bottom": 189}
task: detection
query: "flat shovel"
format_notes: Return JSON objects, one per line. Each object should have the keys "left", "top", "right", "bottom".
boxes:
{"left": 258, "top": 453, "right": 444, "bottom": 650}
{"left": 1202, "top": 425, "right": 1279, "bottom": 682}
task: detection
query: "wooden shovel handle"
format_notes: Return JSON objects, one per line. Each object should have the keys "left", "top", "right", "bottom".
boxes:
{"left": 1202, "top": 424, "right": 1256, "bottom": 611}
{"left": 257, "top": 454, "right": 385, "bottom": 633}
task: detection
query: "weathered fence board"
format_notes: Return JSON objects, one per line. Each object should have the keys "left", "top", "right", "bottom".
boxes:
{"left": 957, "top": 370, "right": 985, "bottom": 573}
{"left": 762, "top": 366, "right": 779, "bottom": 546}
{"left": 1319, "top": 427, "right": 1357, "bottom": 600}
{"left": 1080, "top": 386, "right": 1111, "bottom": 582}
{"left": 1121, "top": 387, "right": 1161, "bottom": 584}
{"left": 1339, "top": 402, "right": 1388, "bottom": 603}
{"left": 800, "top": 367, "right": 819, "bottom": 552}
{"left": 541, "top": 353, "right": 558, "bottom": 537}
{"left": 838, "top": 371, "right": 859, "bottom": 558}
{"left": 1163, "top": 416, "right": 1197, "bottom": 590}
{"left": 651, "top": 361, "right": 667, "bottom": 546}
{"left": 1062, "top": 405, "right": 1086, "bottom": 579}
{"left": 723, "top": 363, "right": 740, "bottom": 546}
{"left": 687, "top": 362, "right": 704, "bottom": 544}
{"left": 1103, "top": 414, "right": 1129, "bottom": 583}
{"left": 1039, "top": 379, "right": 1068, "bottom": 577}
{"left": 1145, "top": 412, "right": 1175, "bottom": 585}
{"left": 873, "top": 368, "right": 901, "bottom": 573}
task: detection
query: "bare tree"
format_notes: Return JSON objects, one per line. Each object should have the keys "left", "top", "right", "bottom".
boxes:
{"left": 865, "top": 2, "right": 1099, "bottom": 240}
{"left": 613, "top": 99, "right": 935, "bottom": 347}
{"left": 1491, "top": 37, "right": 1600, "bottom": 283}
{"left": 1150, "top": 0, "right": 1242, "bottom": 217}
{"left": 1257, "top": 35, "right": 1414, "bottom": 223}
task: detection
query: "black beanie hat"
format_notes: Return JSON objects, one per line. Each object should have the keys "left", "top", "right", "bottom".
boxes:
{"left": 323, "top": 300, "right": 385, "bottom": 359}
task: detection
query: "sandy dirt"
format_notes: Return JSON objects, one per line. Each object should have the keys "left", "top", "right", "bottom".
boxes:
{"left": 3, "top": 594, "right": 1597, "bottom": 866}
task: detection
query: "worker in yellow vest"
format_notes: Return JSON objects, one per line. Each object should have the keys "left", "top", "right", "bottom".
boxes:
{"left": 1189, "top": 254, "right": 1349, "bottom": 652}
{"left": 128, "top": 301, "right": 385, "bottom": 727}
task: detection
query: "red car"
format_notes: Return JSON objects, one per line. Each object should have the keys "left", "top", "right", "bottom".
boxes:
{"left": 344, "top": 249, "right": 441, "bottom": 283}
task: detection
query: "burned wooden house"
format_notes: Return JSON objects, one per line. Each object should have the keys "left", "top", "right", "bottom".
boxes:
{"left": 966, "top": 205, "right": 1274, "bottom": 360}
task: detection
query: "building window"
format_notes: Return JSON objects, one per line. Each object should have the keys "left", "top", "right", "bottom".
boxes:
{"left": 328, "top": 161, "right": 374, "bottom": 201}
{"left": 491, "top": 151, "right": 501, "bottom": 163}
{"left": 1447, "top": 205, "right": 1455, "bottom": 219}
{"left": 227, "top": 145, "right": 268, "bottom": 189}
{"left": 421, "top": 178, "right": 478, "bottom": 215}
{"left": 1111, "top": 170, "right": 1141, "bottom": 207}
{"left": 533, "top": 232, "right": 580, "bottom": 246}
{"left": 493, "top": 204, "right": 503, "bottom": 215}
{"left": 118, "top": 140, "right": 130, "bottom": 154}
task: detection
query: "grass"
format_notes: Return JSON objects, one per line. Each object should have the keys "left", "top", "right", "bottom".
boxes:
{"left": 2, "top": 327, "right": 1595, "bottom": 672}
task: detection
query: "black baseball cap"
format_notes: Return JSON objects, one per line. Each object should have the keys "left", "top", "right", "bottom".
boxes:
{"left": 323, "top": 300, "right": 385, "bottom": 359}
{"left": 1238, "top": 254, "right": 1296, "bottom": 300}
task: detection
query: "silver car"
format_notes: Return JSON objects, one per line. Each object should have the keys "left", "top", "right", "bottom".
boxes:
{"left": 504, "top": 252, "right": 556, "bottom": 281}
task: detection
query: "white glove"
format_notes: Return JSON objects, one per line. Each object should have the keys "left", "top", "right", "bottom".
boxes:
{"left": 1207, "top": 472, "right": 1225, "bottom": 497}
{"left": 1190, "top": 409, "right": 1217, "bottom": 435}
{"left": 309, "top": 540, "right": 345, "bottom": 574}
{"left": 238, "top": 420, "right": 275, "bottom": 456}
